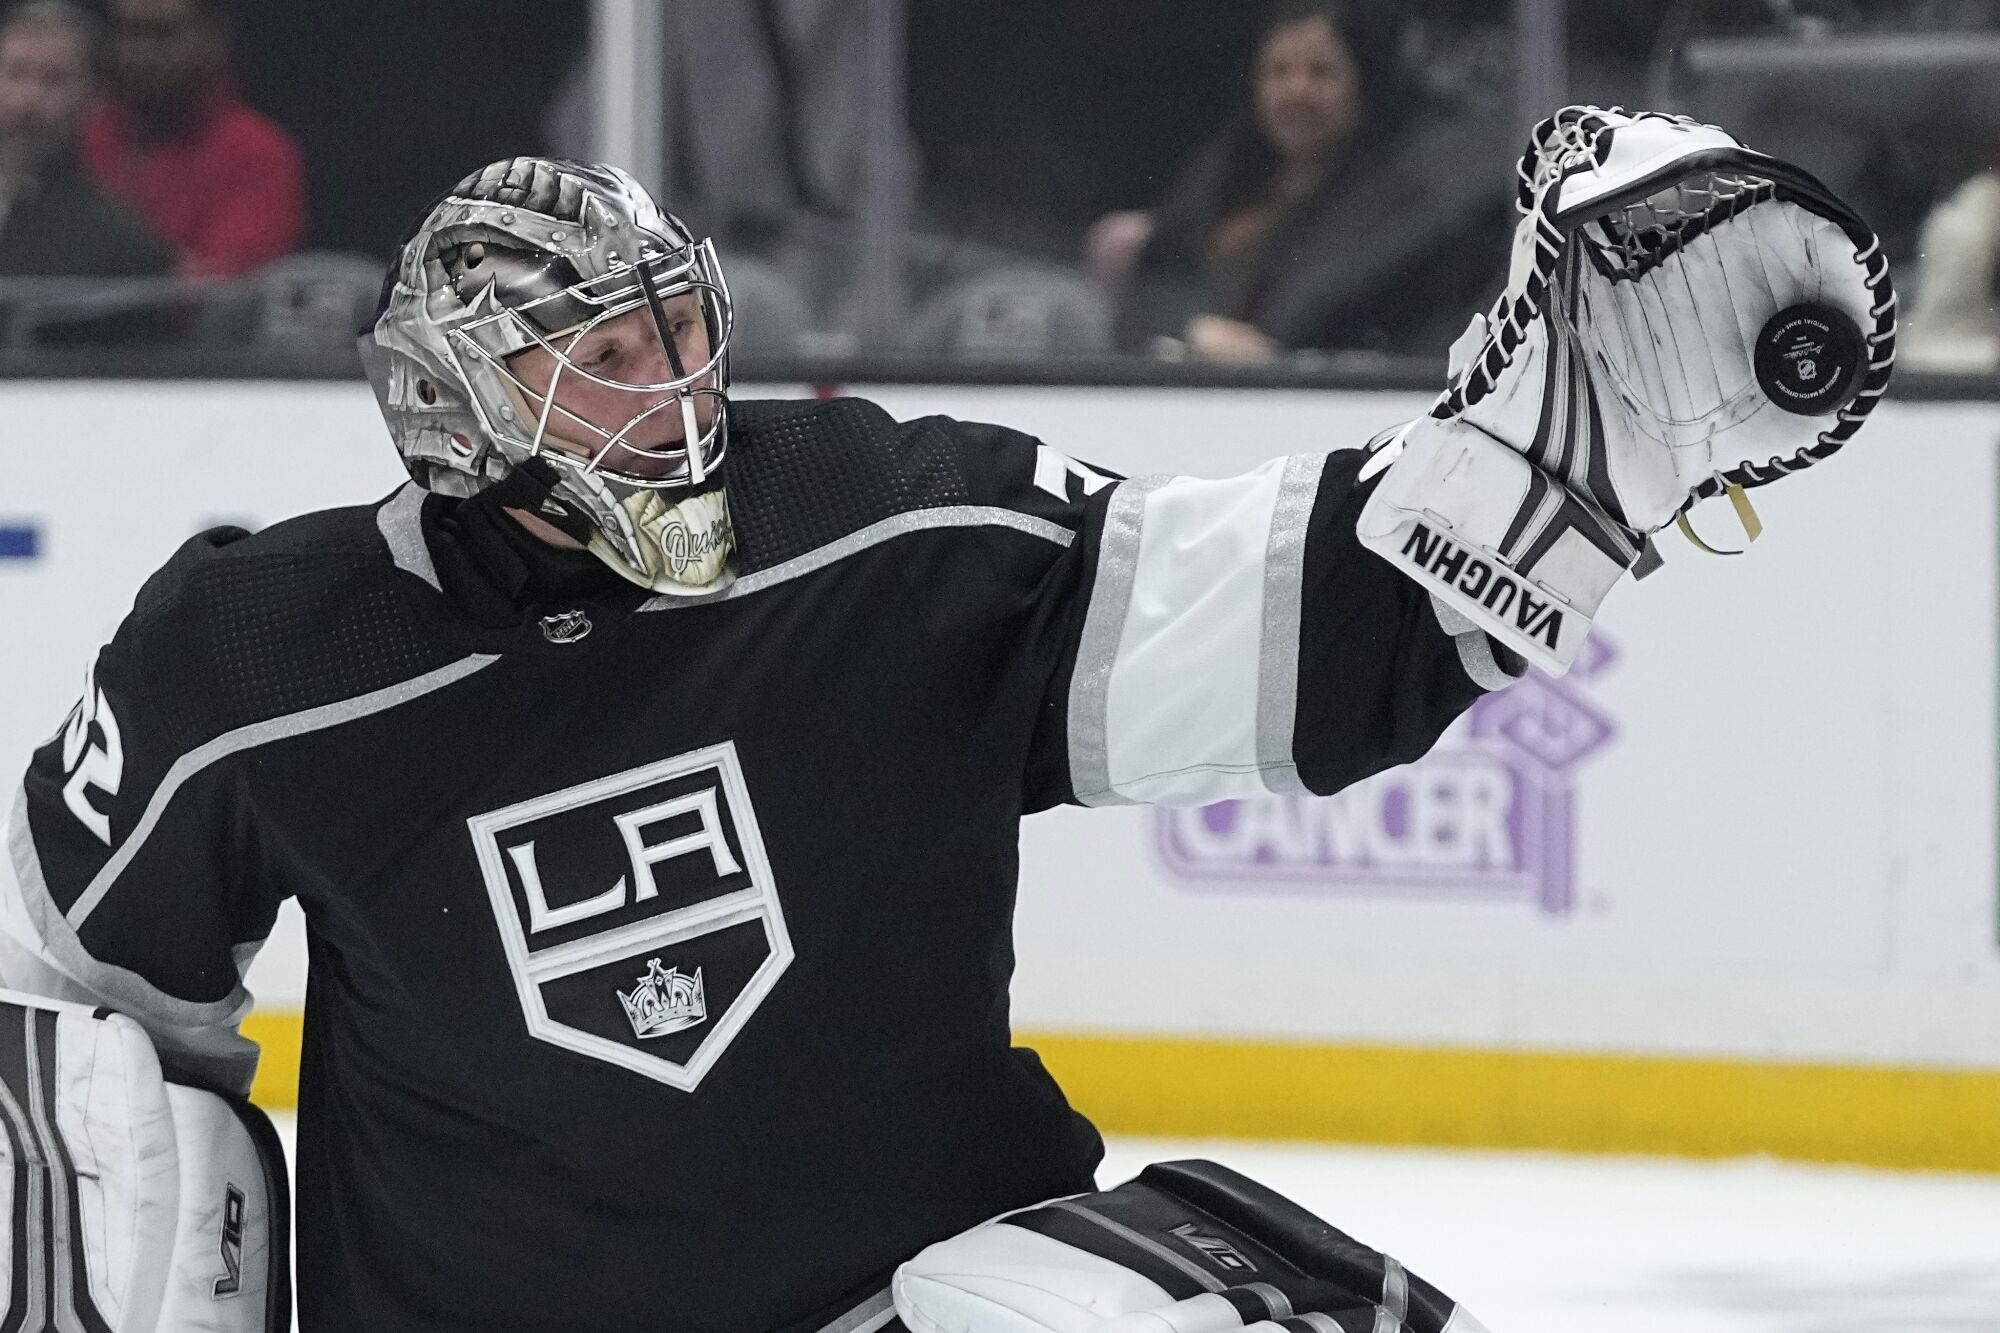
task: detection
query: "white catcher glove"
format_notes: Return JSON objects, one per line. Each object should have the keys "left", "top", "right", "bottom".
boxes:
{"left": 1358, "top": 106, "right": 1896, "bottom": 674}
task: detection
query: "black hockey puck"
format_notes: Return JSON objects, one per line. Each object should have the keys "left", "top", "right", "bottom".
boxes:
{"left": 1754, "top": 303, "right": 1865, "bottom": 416}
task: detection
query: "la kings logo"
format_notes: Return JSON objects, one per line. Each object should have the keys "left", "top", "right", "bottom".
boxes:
{"left": 468, "top": 741, "right": 791, "bottom": 1091}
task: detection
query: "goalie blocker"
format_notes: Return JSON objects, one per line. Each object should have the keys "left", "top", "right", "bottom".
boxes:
{"left": 0, "top": 991, "right": 289, "bottom": 1333}
{"left": 1358, "top": 107, "right": 1895, "bottom": 674}
{"left": 892, "top": 1159, "right": 1490, "bottom": 1333}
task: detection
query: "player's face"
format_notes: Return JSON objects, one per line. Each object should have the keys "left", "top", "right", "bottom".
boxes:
{"left": 503, "top": 298, "right": 719, "bottom": 484}
{"left": 0, "top": 25, "right": 92, "bottom": 170}
{"left": 1254, "top": 16, "right": 1361, "bottom": 165}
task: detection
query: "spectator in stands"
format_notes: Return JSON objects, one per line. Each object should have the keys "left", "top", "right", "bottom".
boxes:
{"left": 0, "top": 0, "right": 172, "bottom": 279}
{"left": 1902, "top": 166, "right": 2000, "bottom": 374}
{"left": 83, "top": 0, "right": 303, "bottom": 278}
{"left": 1102, "top": 0, "right": 1509, "bottom": 362}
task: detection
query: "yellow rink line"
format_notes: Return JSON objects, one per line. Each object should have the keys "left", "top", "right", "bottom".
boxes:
{"left": 241, "top": 1013, "right": 2000, "bottom": 1173}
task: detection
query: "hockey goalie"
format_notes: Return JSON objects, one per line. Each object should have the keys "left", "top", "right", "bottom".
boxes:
{"left": 0, "top": 107, "right": 1890, "bottom": 1332}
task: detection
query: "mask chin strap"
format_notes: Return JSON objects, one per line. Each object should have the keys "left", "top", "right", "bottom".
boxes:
{"left": 635, "top": 260, "right": 707, "bottom": 488}
{"left": 477, "top": 455, "right": 598, "bottom": 546}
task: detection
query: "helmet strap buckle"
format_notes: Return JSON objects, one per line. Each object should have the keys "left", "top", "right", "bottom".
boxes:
{"left": 477, "top": 457, "right": 598, "bottom": 546}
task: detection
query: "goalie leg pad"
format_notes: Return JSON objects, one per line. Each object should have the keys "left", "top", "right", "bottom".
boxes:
{"left": 0, "top": 989, "right": 289, "bottom": 1333}
{"left": 892, "top": 1158, "right": 1489, "bottom": 1333}
{"left": 1358, "top": 415, "right": 1633, "bottom": 674}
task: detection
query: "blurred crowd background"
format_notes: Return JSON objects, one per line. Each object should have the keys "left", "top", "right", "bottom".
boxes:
{"left": 0, "top": 0, "right": 1997, "bottom": 379}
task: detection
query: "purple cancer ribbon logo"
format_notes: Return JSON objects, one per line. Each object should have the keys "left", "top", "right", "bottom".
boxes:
{"left": 1154, "top": 636, "right": 1618, "bottom": 914}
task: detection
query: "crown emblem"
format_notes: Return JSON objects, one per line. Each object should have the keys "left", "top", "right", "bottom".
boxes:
{"left": 617, "top": 958, "right": 707, "bottom": 1039}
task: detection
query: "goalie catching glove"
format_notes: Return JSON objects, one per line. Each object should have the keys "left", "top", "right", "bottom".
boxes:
{"left": 1358, "top": 106, "right": 1896, "bottom": 674}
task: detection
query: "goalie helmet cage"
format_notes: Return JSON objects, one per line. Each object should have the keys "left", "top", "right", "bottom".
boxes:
{"left": 1439, "top": 105, "right": 1896, "bottom": 510}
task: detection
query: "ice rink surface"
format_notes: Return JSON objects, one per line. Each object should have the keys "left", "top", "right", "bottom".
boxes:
{"left": 269, "top": 1117, "right": 2000, "bottom": 1332}
{"left": 1098, "top": 1138, "right": 2000, "bottom": 1333}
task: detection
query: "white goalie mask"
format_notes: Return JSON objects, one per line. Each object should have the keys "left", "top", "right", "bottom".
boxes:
{"left": 360, "top": 157, "right": 737, "bottom": 592}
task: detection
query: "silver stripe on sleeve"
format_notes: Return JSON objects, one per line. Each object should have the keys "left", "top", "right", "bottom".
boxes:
{"left": 1084, "top": 461, "right": 1312, "bottom": 805}
{"left": 0, "top": 829, "right": 102, "bottom": 1012}
{"left": 1430, "top": 596, "right": 1522, "bottom": 693}
{"left": 1064, "top": 477, "right": 1166, "bottom": 807}
{"left": 67, "top": 653, "right": 499, "bottom": 929}
{"left": 813, "top": 1287, "right": 898, "bottom": 1333}
{"left": 1253, "top": 454, "right": 1327, "bottom": 796}
{"left": 11, "top": 654, "right": 497, "bottom": 1090}
{"left": 1429, "top": 595, "right": 1475, "bottom": 638}
{"left": 639, "top": 506, "right": 1075, "bottom": 613}
{"left": 1367, "top": 1309, "right": 1399, "bottom": 1333}
{"left": 9, "top": 786, "right": 242, "bottom": 1031}
{"left": 1452, "top": 632, "right": 1519, "bottom": 693}
{"left": 376, "top": 483, "right": 441, "bottom": 592}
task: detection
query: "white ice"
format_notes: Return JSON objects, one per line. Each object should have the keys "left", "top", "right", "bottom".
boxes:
{"left": 268, "top": 1117, "right": 2000, "bottom": 1332}
{"left": 1099, "top": 1138, "right": 2000, "bottom": 1333}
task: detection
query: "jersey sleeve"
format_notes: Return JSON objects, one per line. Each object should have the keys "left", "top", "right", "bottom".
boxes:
{"left": 937, "top": 422, "right": 1522, "bottom": 812}
{"left": 2, "top": 533, "right": 282, "bottom": 1095}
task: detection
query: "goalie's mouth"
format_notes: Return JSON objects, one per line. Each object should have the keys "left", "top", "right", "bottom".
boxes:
{"left": 534, "top": 428, "right": 691, "bottom": 481}
{"left": 597, "top": 439, "right": 690, "bottom": 481}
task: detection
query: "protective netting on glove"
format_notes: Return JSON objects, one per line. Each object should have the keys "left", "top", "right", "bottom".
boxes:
{"left": 1577, "top": 171, "right": 1774, "bottom": 283}
{"left": 1444, "top": 106, "right": 1895, "bottom": 502}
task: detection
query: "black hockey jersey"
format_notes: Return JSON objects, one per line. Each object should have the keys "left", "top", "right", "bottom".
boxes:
{"left": 5, "top": 398, "right": 1512, "bottom": 1333}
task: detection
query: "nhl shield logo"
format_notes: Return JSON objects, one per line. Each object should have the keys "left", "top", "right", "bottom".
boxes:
{"left": 540, "top": 609, "right": 592, "bottom": 644}
{"left": 467, "top": 741, "right": 791, "bottom": 1091}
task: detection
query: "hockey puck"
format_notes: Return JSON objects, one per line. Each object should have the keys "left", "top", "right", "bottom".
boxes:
{"left": 1754, "top": 303, "right": 1865, "bottom": 416}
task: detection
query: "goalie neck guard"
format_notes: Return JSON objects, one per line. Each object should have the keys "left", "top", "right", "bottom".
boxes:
{"left": 359, "top": 157, "right": 737, "bottom": 593}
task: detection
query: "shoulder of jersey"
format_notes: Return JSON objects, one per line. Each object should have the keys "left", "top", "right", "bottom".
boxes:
{"left": 726, "top": 395, "right": 1043, "bottom": 572}
{"left": 114, "top": 498, "right": 468, "bottom": 739}
{"left": 128, "top": 501, "right": 391, "bottom": 615}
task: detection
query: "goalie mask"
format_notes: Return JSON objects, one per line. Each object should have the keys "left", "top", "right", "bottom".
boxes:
{"left": 360, "top": 157, "right": 736, "bottom": 592}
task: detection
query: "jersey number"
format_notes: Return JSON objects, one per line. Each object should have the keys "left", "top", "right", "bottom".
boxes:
{"left": 61, "top": 667, "right": 124, "bottom": 846}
